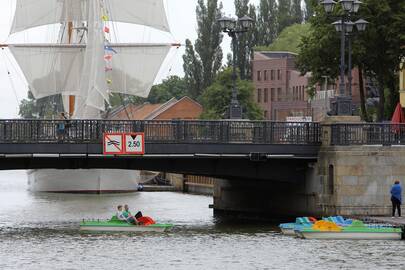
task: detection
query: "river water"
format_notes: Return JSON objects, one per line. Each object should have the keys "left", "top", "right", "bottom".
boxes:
{"left": 0, "top": 171, "right": 405, "bottom": 270}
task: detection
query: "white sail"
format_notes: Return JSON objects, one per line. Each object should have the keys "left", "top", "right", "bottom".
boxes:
{"left": 108, "top": 44, "right": 171, "bottom": 97}
{"left": 11, "top": 0, "right": 170, "bottom": 34}
{"left": 8, "top": 44, "right": 84, "bottom": 99}
{"left": 8, "top": 43, "right": 171, "bottom": 100}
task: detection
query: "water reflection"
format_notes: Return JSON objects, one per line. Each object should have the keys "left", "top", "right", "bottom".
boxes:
{"left": 0, "top": 171, "right": 404, "bottom": 270}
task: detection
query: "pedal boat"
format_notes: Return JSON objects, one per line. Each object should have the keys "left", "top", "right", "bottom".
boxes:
{"left": 300, "top": 220, "right": 402, "bottom": 240}
{"left": 80, "top": 217, "right": 173, "bottom": 233}
{"left": 279, "top": 217, "right": 316, "bottom": 236}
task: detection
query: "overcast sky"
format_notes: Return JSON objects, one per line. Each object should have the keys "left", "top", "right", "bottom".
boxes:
{"left": 0, "top": 0, "right": 259, "bottom": 118}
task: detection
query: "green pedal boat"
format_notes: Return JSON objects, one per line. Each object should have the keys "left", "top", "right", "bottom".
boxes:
{"left": 80, "top": 217, "right": 174, "bottom": 233}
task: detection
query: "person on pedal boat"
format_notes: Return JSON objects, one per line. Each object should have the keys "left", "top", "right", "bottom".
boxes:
{"left": 123, "top": 204, "right": 140, "bottom": 225}
{"left": 116, "top": 205, "right": 127, "bottom": 221}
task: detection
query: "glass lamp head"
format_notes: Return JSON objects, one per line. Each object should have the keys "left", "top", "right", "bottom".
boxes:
{"left": 320, "top": 0, "right": 337, "bottom": 13}
{"left": 239, "top": 15, "right": 254, "bottom": 30}
{"left": 355, "top": 19, "right": 368, "bottom": 32}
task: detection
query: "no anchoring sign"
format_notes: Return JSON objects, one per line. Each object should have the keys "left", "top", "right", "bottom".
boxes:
{"left": 103, "top": 133, "right": 124, "bottom": 155}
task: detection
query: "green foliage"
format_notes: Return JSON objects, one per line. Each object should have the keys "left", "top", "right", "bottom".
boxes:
{"left": 19, "top": 92, "right": 63, "bottom": 119}
{"left": 147, "top": 76, "right": 188, "bottom": 104}
{"left": 200, "top": 68, "right": 263, "bottom": 120}
{"left": 183, "top": 39, "right": 203, "bottom": 99}
{"left": 234, "top": 1, "right": 257, "bottom": 79}
{"left": 255, "top": 23, "right": 311, "bottom": 53}
{"left": 277, "top": 0, "right": 292, "bottom": 34}
{"left": 257, "top": 0, "right": 278, "bottom": 46}
{"left": 110, "top": 76, "right": 188, "bottom": 108}
{"left": 296, "top": 0, "right": 405, "bottom": 121}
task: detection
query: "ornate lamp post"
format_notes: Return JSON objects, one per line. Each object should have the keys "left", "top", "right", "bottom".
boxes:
{"left": 321, "top": 0, "right": 368, "bottom": 115}
{"left": 218, "top": 15, "right": 254, "bottom": 119}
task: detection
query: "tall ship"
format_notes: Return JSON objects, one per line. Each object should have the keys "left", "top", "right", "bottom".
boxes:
{"left": 4, "top": 0, "right": 175, "bottom": 192}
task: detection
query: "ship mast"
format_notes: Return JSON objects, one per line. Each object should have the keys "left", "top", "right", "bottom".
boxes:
{"left": 67, "top": 21, "right": 75, "bottom": 117}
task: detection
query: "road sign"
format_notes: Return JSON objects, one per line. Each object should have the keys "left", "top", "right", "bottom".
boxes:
{"left": 103, "top": 133, "right": 124, "bottom": 155}
{"left": 124, "top": 133, "right": 145, "bottom": 155}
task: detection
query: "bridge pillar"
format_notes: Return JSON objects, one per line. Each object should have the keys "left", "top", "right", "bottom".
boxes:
{"left": 212, "top": 166, "right": 324, "bottom": 220}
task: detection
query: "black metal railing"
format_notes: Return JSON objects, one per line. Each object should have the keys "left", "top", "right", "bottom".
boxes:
{"left": 331, "top": 123, "right": 405, "bottom": 145}
{"left": 0, "top": 119, "right": 321, "bottom": 145}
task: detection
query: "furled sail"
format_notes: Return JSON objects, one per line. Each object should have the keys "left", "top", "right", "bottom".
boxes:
{"left": 11, "top": 0, "right": 170, "bottom": 34}
{"left": 8, "top": 43, "right": 171, "bottom": 100}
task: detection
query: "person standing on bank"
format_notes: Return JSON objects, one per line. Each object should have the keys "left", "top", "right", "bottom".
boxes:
{"left": 390, "top": 180, "right": 402, "bottom": 217}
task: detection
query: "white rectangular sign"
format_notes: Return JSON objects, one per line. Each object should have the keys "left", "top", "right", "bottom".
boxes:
{"left": 103, "top": 133, "right": 124, "bottom": 154}
{"left": 124, "top": 133, "right": 145, "bottom": 155}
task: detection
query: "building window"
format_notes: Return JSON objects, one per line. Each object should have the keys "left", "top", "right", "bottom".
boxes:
{"left": 270, "top": 88, "right": 275, "bottom": 101}
{"left": 277, "top": 70, "right": 281, "bottom": 80}
{"left": 277, "top": 88, "right": 282, "bottom": 101}
{"left": 257, "top": 71, "right": 261, "bottom": 81}
{"left": 270, "top": 70, "right": 274, "bottom": 80}
{"left": 257, "top": 88, "right": 262, "bottom": 103}
{"left": 264, "top": 88, "right": 268, "bottom": 103}
{"left": 264, "top": 110, "right": 268, "bottom": 119}
{"left": 287, "top": 71, "right": 291, "bottom": 80}
{"left": 264, "top": 70, "right": 268, "bottom": 81}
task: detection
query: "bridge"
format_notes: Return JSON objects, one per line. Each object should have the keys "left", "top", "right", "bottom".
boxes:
{"left": 2, "top": 118, "right": 405, "bottom": 218}
{"left": 0, "top": 119, "right": 321, "bottom": 181}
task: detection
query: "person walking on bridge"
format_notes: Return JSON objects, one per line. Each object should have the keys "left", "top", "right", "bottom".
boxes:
{"left": 390, "top": 180, "right": 402, "bottom": 217}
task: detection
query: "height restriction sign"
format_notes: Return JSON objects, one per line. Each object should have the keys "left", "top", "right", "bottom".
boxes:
{"left": 124, "top": 133, "right": 145, "bottom": 155}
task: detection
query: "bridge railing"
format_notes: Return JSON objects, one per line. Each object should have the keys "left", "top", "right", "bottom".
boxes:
{"left": 0, "top": 119, "right": 321, "bottom": 145}
{"left": 331, "top": 123, "right": 405, "bottom": 145}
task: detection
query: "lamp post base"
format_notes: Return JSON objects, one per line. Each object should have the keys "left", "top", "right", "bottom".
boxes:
{"left": 229, "top": 103, "right": 243, "bottom": 119}
{"left": 329, "top": 96, "right": 353, "bottom": 116}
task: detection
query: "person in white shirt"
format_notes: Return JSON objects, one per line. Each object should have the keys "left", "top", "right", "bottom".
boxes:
{"left": 116, "top": 205, "right": 126, "bottom": 221}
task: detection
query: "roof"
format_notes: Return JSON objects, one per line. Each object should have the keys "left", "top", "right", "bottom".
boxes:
{"left": 108, "top": 96, "right": 203, "bottom": 120}
{"left": 256, "top": 51, "right": 297, "bottom": 59}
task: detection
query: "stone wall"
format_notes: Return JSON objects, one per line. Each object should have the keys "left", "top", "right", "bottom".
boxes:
{"left": 317, "top": 145, "right": 405, "bottom": 216}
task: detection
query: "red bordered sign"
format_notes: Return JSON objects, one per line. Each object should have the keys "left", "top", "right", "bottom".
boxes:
{"left": 103, "top": 133, "right": 124, "bottom": 155}
{"left": 103, "top": 132, "right": 145, "bottom": 155}
{"left": 124, "top": 132, "right": 145, "bottom": 155}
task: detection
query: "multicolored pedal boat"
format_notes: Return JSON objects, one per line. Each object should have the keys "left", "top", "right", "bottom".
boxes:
{"left": 80, "top": 216, "right": 173, "bottom": 232}
{"left": 279, "top": 217, "right": 316, "bottom": 236}
{"left": 300, "top": 220, "right": 402, "bottom": 240}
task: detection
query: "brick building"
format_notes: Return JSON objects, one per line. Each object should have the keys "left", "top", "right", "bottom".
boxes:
{"left": 108, "top": 96, "right": 203, "bottom": 120}
{"left": 252, "top": 51, "right": 311, "bottom": 120}
{"left": 252, "top": 51, "right": 366, "bottom": 121}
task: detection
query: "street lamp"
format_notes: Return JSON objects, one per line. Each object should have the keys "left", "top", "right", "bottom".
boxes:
{"left": 218, "top": 15, "right": 254, "bottom": 119}
{"left": 321, "top": 0, "right": 368, "bottom": 115}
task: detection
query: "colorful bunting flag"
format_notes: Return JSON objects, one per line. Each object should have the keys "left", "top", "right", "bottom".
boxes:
{"left": 102, "top": 15, "right": 109, "bottom": 21}
{"left": 104, "top": 55, "right": 113, "bottom": 61}
{"left": 106, "top": 79, "right": 112, "bottom": 84}
{"left": 104, "top": 26, "right": 110, "bottom": 33}
{"left": 105, "top": 67, "right": 113, "bottom": 72}
{"left": 104, "top": 46, "right": 117, "bottom": 54}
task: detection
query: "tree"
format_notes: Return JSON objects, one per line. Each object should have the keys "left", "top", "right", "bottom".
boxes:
{"left": 277, "top": 0, "right": 292, "bottom": 34}
{"left": 183, "top": 39, "right": 204, "bottom": 99}
{"left": 183, "top": 0, "right": 223, "bottom": 99}
{"left": 257, "top": 0, "right": 278, "bottom": 46}
{"left": 255, "top": 23, "right": 311, "bottom": 53}
{"left": 291, "top": 0, "right": 303, "bottom": 24}
{"left": 19, "top": 92, "right": 63, "bottom": 119}
{"left": 200, "top": 68, "right": 263, "bottom": 120}
{"left": 234, "top": 0, "right": 257, "bottom": 79}
{"left": 303, "top": 0, "right": 316, "bottom": 21}
{"left": 296, "top": 0, "right": 405, "bottom": 121}
{"left": 147, "top": 76, "right": 188, "bottom": 104}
